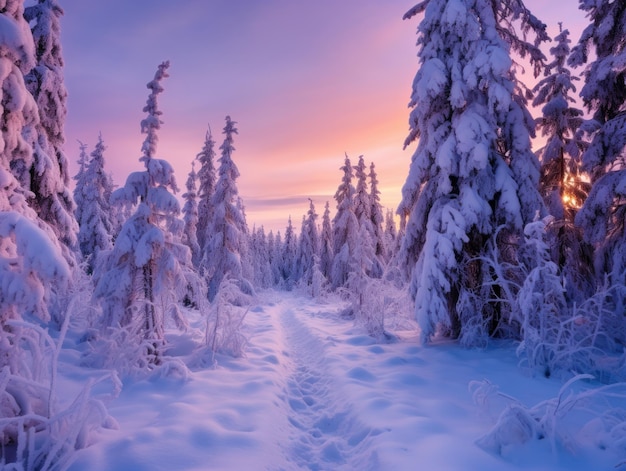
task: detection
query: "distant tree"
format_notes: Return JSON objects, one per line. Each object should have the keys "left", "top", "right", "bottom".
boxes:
{"left": 331, "top": 155, "right": 359, "bottom": 289}
{"left": 250, "top": 226, "right": 272, "bottom": 289}
{"left": 196, "top": 128, "right": 217, "bottom": 252}
{"left": 570, "top": 0, "right": 626, "bottom": 288}
{"left": 280, "top": 216, "right": 298, "bottom": 288}
{"left": 384, "top": 209, "right": 397, "bottom": 258}
{"left": 24, "top": 0, "right": 78, "bottom": 258}
{"left": 369, "top": 162, "right": 387, "bottom": 264}
{"left": 297, "top": 199, "right": 320, "bottom": 285}
{"left": 94, "top": 62, "right": 190, "bottom": 365}
{"left": 532, "top": 26, "right": 591, "bottom": 299}
{"left": 182, "top": 162, "right": 201, "bottom": 266}
{"left": 201, "top": 116, "right": 252, "bottom": 301}
{"left": 73, "top": 140, "right": 89, "bottom": 226}
{"left": 76, "top": 134, "right": 115, "bottom": 273}
{"left": 319, "top": 201, "right": 334, "bottom": 280}
{"left": 400, "top": 0, "right": 548, "bottom": 343}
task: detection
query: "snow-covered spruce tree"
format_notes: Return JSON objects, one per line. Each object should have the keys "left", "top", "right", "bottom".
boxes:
{"left": 75, "top": 134, "right": 115, "bottom": 274}
{"left": 182, "top": 162, "right": 201, "bottom": 266}
{"left": 400, "top": 0, "right": 548, "bottom": 343}
{"left": 279, "top": 215, "right": 298, "bottom": 289}
{"left": 23, "top": 0, "right": 78, "bottom": 258}
{"left": 72, "top": 140, "right": 89, "bottom": 227}
{"left": 384, "top": 209, "right": 398, "bottom": 258}
{"left": 269, "top": 230, "right": 283, "bottom": 286}
{"left": 94, "top": 62, "right": 190, "bottom": 366}
{"left": 0, "top": 2, "right": 103, "bottom": 465}
{"left": 250, "top": 226, "right": 272, "bottom": 289}
{"left": 319, "top": 201, "right": 334, "bottom": 281}
{"left": 331, "top": 154, "right": 359, "bottom": 289}
{"left": 533, "top": 25, "right": 591, "bottom": 300}
{"left": 369, "top": 162, "right": 387, "bottom": 265}
{"left": 201, "top": 116, "right": 253, "bottom": 301}
{"left": 569, "top": 0, "right": 626, "bottom": 289}
{"left": 297, "top": 199, "right": 320, "bottom": 286}
{"left": 196, "top": 127, "right": 216, "bottom": 254}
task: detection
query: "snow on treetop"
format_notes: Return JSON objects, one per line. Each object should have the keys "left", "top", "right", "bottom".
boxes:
{"left": 0, "top": 11, "right": 35, "bottom": 72}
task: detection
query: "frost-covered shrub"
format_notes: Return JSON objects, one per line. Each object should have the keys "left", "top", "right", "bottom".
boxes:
{"left": 205, "top": 277, "right": 249, "bottom": 360}
{"left": 0, "top": 318, "right": 117, "bottom": 470}
{"left": 471, "top": 375, "right": 626, "bottom": 464}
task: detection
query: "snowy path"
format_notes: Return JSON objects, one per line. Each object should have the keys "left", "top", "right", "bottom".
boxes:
{"left": 277, "top": 306, "right": 380, "bottom": 470}
{"left": 67, "top": 293, "right": 622, "bottom": 470}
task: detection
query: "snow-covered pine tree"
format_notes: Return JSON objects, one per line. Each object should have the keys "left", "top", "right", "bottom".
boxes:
{"left": 532, "top": 25, "right": 591, "bottom": 300}
{"left": 297, "top": 199, "right": 320, "bottom": 286}
{"left": 76, "top": 134, "right": 115, "bottom": 273}
{"left": 369, "top": 162, "right": 387, "bottom": 264}
{"left": 196, "top": 127, "right": 217, "bottom": 252}
{"left": 384, "top": 209, "right": 397, "bottom": 258}
{"left": 202, "top": 116, "right": 252, "bottom": 301}
{"left": 250, "top": 225, "right": 272, "bottom": 289}
{"left": 182, "top": 162, "right": 200, "bottom": 266}
{"left": 280, "top": 215, "right": 298, "bottom": 289}
{"left": 94, "top": 62, "right": 190, "bottom": 365}
{"left": 0, "top": 0, "right": 73, "bottom": 460}
{"left": 400, "top": 0, "right": 548, "bottom": 343}
{"left": 319, "top": 201, "right": 334, "bottom": 281}
{"left": 73, "top": 140, "right": 89, "bottom": 226}
{"left": 569, "top": 0, "right": 626, "bottom": 288}
{"left": 271, "top": 230, "right": 283, "bottom": 286}
{"left": 23, "top": 0, "right": 78, "bottom": 258}
{"left": 331, "top": 154, "right": 359, "bottom": 289}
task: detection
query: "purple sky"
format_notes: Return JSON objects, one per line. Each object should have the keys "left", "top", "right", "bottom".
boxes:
{"left": 59, "top": 1, "right": 586, "bottom": 233}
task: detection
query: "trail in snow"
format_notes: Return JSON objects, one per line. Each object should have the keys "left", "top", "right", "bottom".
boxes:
{"left": 277, "top": 306, "right": 381, "bottom": 470}
{"left": 66, "top": 293, "right": 625, "bottom": 471}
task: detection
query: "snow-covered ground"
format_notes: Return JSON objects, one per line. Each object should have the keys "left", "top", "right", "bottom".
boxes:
{"left": 66, "top": 293, "right": 624, "bottom": 470}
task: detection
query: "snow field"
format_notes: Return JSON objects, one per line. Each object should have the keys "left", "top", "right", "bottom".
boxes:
{"left": 67, "top": 293, "right": 624, "bottom": 470}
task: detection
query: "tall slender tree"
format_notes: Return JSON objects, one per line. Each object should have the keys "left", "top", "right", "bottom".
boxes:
{"left": 76, "top": 134, "right": 115, "bottom": 273}
{"left": 332, "top": 154, "right": 359, "bottom": 289}
{"left": 182, "top": 162, "right": 200, "bottom": 266}
{"left": 202, "top": 116, "right": 251, "bottom": 301}
{"left": 196, "top": 128, "right": 217, "bottom": 252}
{"left": 532, "top": 26, "right": 591, "bottom": 299}
{"left": 24, "top": 0, "right": 78, "bottom": 258}
{"left": 399, "top": 0, "right": 548, "bottom": 343}
{"left": 570, "top": 0, "right": 626, "bottom": 288}
{"left": 319, "top": 201, "right": 334, "bottom": 280}
{"left": 297, "top": 199, "right": 321, "bottom": 285}
{"left": 95, "top": 62, "right": 190, "bottom": 364}
{"left": 369, "top": 162, "right": 387, "bottom": 264}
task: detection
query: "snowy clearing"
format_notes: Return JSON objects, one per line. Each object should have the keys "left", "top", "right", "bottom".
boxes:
{"left": 66, "top": 293, "right": 623, "bottom": 471}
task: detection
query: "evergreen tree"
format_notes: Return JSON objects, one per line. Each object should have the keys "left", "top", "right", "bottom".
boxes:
{"left": 0, "top": 0, "right": 71, "bottom": 453}
{"left": 297, "top": 199, "right": 320, "bottom": 285}
{"left": 532, "top": 26, "right": 591, "bottom": 299}
{"left": 369, "top": 162, "right": 387, "bottom": 264}
{"left": 280, "top": 216, "right": 298, "bottom": 288}
{"left": 202, "top": 116, "right": 252, "bottom": 301}
{"left": 72, "top": 140, "right": 89, "bottom": 225}
{"left": 24, "top": 0, "right": 78, "bottom": 258}
{"left": 331, "top": 155, "right": 359, "bottom": 289}
{"left": 570, "top": 0, "right": 626, "bottom": 287}
{"left": 400, "top": 0, "right": 548, "bottom": 343}
{"left": 319, "top": 201, "right": 334, "bottom": 280}
{"left": 182, "top": 162, "right": 200, "bottom": 266}
{"left": 384, "top": 209, "right": 397, "bottom": 259}
{"left": 76, "top": 134, "right": 115, "bottom": 273}
{"left": 196, "top": 128, "right": 217, "bottom": 252}
{"left": 94, "top": 62, "right": 190, "bottom": 364}
{"left": 250, "top": 226, "right": 272, "bottom": 289}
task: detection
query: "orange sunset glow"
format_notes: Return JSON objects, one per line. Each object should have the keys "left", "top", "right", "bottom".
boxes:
{"left": 62, "top": 0, "right": 586, "bottom": 234}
